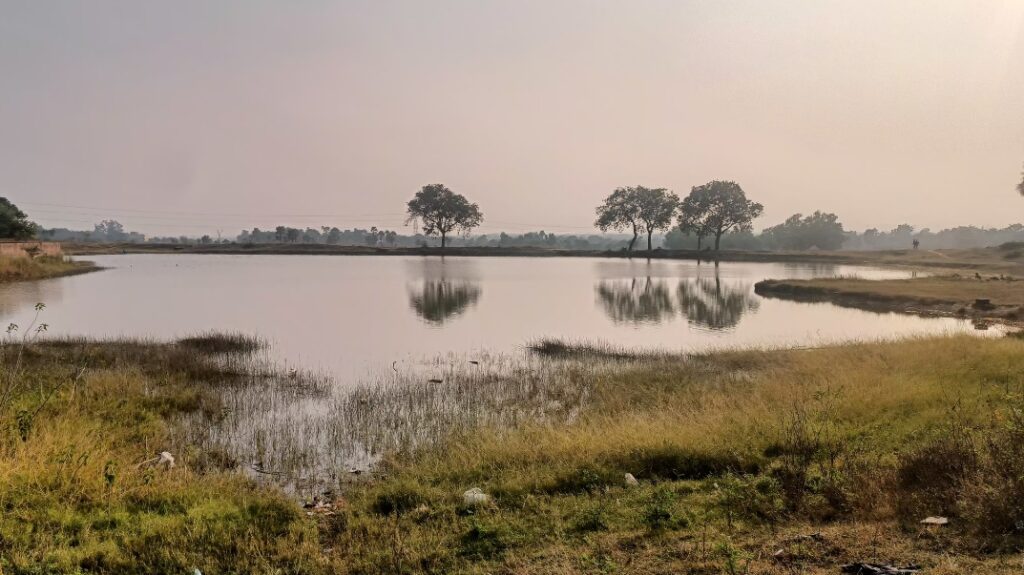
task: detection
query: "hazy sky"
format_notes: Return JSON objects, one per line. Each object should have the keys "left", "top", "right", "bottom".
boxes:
{"left": 3, "top": 1, "right": 1023, "bottom": 237}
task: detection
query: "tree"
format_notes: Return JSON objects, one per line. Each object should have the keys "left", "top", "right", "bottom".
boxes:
{"left": 1018, "top": 162, "right": 1024, "bottom": 196}
{"left": 406, "top": 184, "right": 483, "bottom": 248}
{"left": 595, "top": 188, "right": 641, "bottom": 251}
{"left": 682, "top": 181, "right": 763, "bottom": 250}
{"left": 633, "top": 187, "right": 679, "bottom": 251}
{"left": 761, "top": 211, "right": 845, "bottom": 250}
{"left": 94, "top": 220, "right": 126, "bottom": 242}
{"left": 596, "top": 186, "right": 678, "bottom": 251}
{"left": 364, "top": 226, "right": 381, "bottom": 246}
{"left": 677, "top": 196, "right": 714, "bottom": 250}
{"left": 891, "top": 224, "right": 914, "bottom": 248}
{"left": 0, "top": 198, "right": 38, "bottom": 239}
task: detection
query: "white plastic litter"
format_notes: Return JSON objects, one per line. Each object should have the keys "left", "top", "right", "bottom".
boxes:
{"left": 462, "top": 487, "right": 491, "bottom": 506}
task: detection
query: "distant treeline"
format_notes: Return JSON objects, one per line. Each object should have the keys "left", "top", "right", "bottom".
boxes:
{"left": 666, "top": 221, "right": 1024, "bottom": 251}
{"left": 236, "top": 226, "right": 625, "bottom": 250}
{"left": 38, "top": 220, "right": 146, "bottom": 243}
{"left": 33, "top": 217, "right": 1024, "bottom": 252}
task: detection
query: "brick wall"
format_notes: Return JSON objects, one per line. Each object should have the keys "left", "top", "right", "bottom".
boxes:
{"left": 0, "top": 241, "right": 63, "bottom": 259}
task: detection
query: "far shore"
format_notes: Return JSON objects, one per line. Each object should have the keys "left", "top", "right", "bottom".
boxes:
{"left": 61, "top": 242, "right": 1024, "bottom": 275}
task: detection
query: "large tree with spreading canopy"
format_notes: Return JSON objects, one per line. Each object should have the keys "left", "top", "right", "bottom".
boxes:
{"left": 0, "top": 198, "right": 37, "bottom": 240}
{"left": 406, "top": 184, "right": 483, "bottom": 248}
{"left": 595, "top": 186, "right": 678, "bottom": 251}
{"left": 680, "top": 181, "right": 763, "bottom": 250}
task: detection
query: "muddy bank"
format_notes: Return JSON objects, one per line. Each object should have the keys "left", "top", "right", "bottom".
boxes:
{"left": 754, "top": 277, "right": 1024, "bottom": 328}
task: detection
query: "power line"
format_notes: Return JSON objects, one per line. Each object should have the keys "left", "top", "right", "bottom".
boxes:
{"left": 28, "top": 208, "right": 408, "bottom": 226}
{"left": 25, "top": 201, "right": 603, "bottom": 234}
{"left": 20, "top": 200, "right": 407, "bottom": 220}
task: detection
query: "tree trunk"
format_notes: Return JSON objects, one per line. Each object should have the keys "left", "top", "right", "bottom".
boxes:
{"left": 647, "top": 231, "right": 653, "bottom": 251}
{"left": 441, "top": 231, "right": 447, "bottom": 248}
{"left": 714, "top": 231, "right": 723, "bottom": 250}
{"left": 697, "top": 235, "right": 702, "bottom": 250}
{"left": 627, "top": 232, "right": 637, "bottom": 252}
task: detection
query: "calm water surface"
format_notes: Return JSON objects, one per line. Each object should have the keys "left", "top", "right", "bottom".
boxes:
{"left": 0, "top": 254, "right": 987, "bottom": 385}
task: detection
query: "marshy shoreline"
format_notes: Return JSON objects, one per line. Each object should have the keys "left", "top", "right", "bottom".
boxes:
{"left": 0, "top": 255, "right": 100, "bottom": 284}
{"left": 4, "top": 330, "right": 1024, "bottom": 573}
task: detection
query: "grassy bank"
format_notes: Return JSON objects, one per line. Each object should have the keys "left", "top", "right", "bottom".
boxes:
{"left": 0, "top": 255, "right": 98, "bottom": 283}
{"left": 0, "top": 335, "right": 322, "bottom": 573}
{"left": 324, "top": 336, "right": 1024, "bottom": 573}
{"left": 755, "top": 275, "right": 1024, "bottom": 326}
{"left": 5, "top": 331, "right": 1024, "bottom": 572}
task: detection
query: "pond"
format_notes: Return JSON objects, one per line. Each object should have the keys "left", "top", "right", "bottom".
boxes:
{"left": 2, "top": 254, "right": 995, "bottom": 492}
{"left": 0, "top": 254, "right": 986, "bottom": 384}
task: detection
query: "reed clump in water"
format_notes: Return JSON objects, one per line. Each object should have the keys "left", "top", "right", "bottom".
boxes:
{"left": 528, "top": 337, "right": 677, "bottom": 360}
{"left": 177, "top": 332, "right": 266, "bottom": 354}
{"left": 193, "top": 350, "right": 611, "bottom": 497}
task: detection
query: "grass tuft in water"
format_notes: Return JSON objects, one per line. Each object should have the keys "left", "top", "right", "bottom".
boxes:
{"left": 177, "top": 332, "right": 266, "bottom": 354}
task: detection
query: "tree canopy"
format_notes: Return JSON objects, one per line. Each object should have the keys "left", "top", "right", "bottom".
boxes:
{"left": 677, "top": 196, "right": 714, "bottom": 250}
{"left": 94, "top": 220, "right": 127, "bottom": 242}
{"left": 406, "top": 184, "right": 483, "bottom": 248}
{"left": 680, "top": 181, "right": 763, "bottom": 250}
{"left": 632, "top": 187, "right": 679, "bottom": 251}
{"left": 761, "top": 211, "right": 845, "bottom": 250}
{"left": 595, "top": 188, "right": 641, "bottom": 250}
{"left": 0, "top": 198, "right": 37, "bottom": 240}
{"left": 595, "top": 186, "right": 677, "bottom": 251}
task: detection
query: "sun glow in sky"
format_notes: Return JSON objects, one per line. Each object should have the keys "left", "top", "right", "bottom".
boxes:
{"left": 3, "top": 1, "right": 1023, "bottom": 236}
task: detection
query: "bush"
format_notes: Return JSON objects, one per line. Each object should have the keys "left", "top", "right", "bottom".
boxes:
{"left": 370, "top": 481, "right": 432, "bottom": 516}
{"left": 460, "top": 518, "right": 510, "bottom": 560}
{"left": 895, "top": 426, "right": 978, "bottom": 520}
{"left": 643, "top": 485, "right": 686, "bottom": 531}
{"left": 715, "top": 473, "right": 784, "bottom": 525}
{"left": 573, "top": 502, "right": 611, "bottom": 533}
{"left": 548, "top": 464, "right": 620, "bottom": 494}
{"left": 959, "top": 401, "right": 1024, "bottom": 549}
{"left": 768, "top": 395, "right": 846, "bottom": 515}
{"left": 612, "top": 444, "right": 758, "bottom": 481}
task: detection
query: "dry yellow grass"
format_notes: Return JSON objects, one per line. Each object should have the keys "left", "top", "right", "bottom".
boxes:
{"left": 756, "top": 275, "right": 1024, "bottom": 325}
{"left": 0, "top": 255, "right": 97, "bottom": 282}
{"left": 0, "top": 339, "right": 323, "bottom": 573}
{"left": 319, "top": 335, "right": 1024, "bottom": 573}
{"left": 5, "top": 334, "right": 1024, "bottom": 573}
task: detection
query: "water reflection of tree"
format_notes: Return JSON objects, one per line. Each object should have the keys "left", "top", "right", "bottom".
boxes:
{"left": 409, "top": 280, "right": 482, "bottom": 325}
{"left": 596, "top": 275, "right": 759, "bottom": 329}
{"left": 596, "top": 278, "right": 676, "bottom": 324}
{"left": 677, "top": 277, "right": 758, "bottom": 330}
